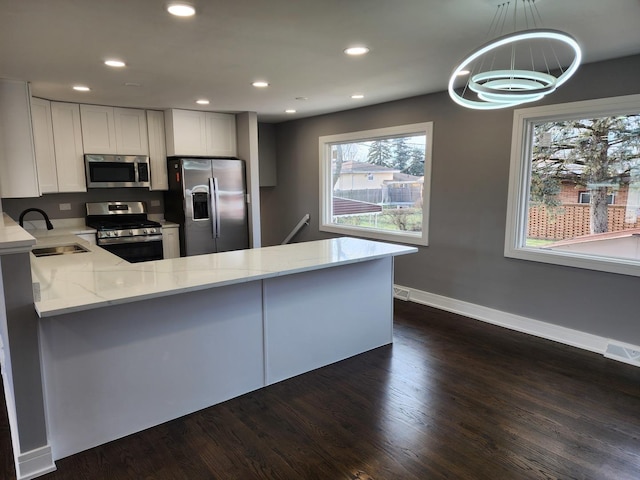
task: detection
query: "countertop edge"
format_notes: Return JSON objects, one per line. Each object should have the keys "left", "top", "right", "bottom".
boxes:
{"left": 0, "top": 214, "right": 36, "bottom": 254}
{"left": 35, "top": 239, "right": 418, "bottom": 317}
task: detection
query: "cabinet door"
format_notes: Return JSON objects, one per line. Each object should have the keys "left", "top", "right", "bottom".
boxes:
{"left": 80, "top": 104, "right": 117, "bottom": 154}
{"left": 31, "top": 98, "right": 59, "bottom": 193}
{"left": 165, "top": 109, "right": 207, "bottom": 156}
{"left": 0, "top": 79, "right": 40, "bottom": 198}
{"left": 114, "top": 108, "right": 148, "bottom": 155}
{"left": 146, "top": 110, "right": 168, "bottom": 190}
{"left": 162, "top": 227, "right": 180, "bottom": 259}
{"left": 205, "top": 112, "right": 237, "bottom": 157}
{"left": 51, "top": 102, "right": 86, "bottom": 192}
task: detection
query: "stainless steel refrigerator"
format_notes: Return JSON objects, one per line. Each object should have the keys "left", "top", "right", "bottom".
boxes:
{"left": 164, "top": 157, "right": 250, "bottom": 256}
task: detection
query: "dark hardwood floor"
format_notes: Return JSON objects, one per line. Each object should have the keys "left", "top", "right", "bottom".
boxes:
{"left": 2, "top": 300, "right": 640, "bottom": 479}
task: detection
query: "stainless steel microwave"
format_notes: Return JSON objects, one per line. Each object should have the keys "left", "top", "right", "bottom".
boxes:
{"left": 85, "top": 154, "right": 150, "bottom": 188}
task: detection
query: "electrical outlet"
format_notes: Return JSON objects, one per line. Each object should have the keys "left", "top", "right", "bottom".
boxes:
{"left": 59, "top": 203, "right": 71, "bottom": 211}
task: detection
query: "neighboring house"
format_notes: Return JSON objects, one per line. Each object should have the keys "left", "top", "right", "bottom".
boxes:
{"left": 333, "top": 161, "right": 399, "bottom": 191}
{"left": 543, "top": 227, "right": 640, "bottom": 259}
{"left": 529, "top": 181, "right": 640, "bottom": 240}
{"left": 333, "top": 161, "right": 423, "bottom": 207}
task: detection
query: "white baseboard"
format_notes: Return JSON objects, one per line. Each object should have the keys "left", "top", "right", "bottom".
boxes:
{"left": 393, "top": 284, "right": 639, "bottom": 367}
{"left": 16, "top": 446, "right": 56, "bottom": 480}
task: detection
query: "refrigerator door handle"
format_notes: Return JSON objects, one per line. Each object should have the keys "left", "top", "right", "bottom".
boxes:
{"left": 209, "top": 177, "right": 221, "bottom": 238}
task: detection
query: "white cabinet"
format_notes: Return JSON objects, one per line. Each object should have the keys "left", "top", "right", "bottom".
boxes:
{"left": 31, "top": 97, "right": 58, "bottom": 193}
{"left": 162, "top": 224, "right": 180, "bottom": 259}
{"left": 204, "top": 112, "right": 237, "bottom": 157}
{"left": 51, "top": 102, "right": 86, "bottom": 192}
{"left": 114, "top": 108, "right": 148, "bottom": 155}
{"left": 165, "top": 109, "right": 236, "bottom": 157}
{"left": 31, "top": 99, "right": 86, "bottom": 193}
{"left": 146, "top": 110, "right": 168, "bottom": 191}
{"left": 0, "top": 79, "right": 40, "bottom": 198}
{"left": 80, "top": 104, "right": 117, "bottom": 153}
{"left": 80, "top": 105, "right": 148, "bottom": 155}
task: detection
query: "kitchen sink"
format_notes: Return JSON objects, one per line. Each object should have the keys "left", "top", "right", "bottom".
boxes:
{"left": 32, "top": 243, "right": 90, "bottom": 257}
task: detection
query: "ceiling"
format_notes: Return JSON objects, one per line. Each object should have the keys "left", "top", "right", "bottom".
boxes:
{"left": 1, "top": 0, "right": 639, "bottom": 123}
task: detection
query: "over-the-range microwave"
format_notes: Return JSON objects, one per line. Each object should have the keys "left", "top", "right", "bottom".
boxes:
{"left": 85, "top": 154, "right": 150, "bottom": 188}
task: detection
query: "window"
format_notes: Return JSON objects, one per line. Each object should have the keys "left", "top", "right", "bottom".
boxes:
{"left": 505, "top": 94, "right": 640, "bottom": 277}
{"left": 578, "top": 191, "right": 615, "bottom": 205}
{"left": 319, "top": 122, "right": 433, "bottom": 246}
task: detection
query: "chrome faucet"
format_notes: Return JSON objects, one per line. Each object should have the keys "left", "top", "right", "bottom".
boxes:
{"left": 18, "top": 208, "right": 54, "bottom": 230}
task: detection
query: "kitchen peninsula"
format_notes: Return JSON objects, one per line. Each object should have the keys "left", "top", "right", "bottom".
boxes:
{"left": 0, "top": 215, "right": 416, "bottom": 479}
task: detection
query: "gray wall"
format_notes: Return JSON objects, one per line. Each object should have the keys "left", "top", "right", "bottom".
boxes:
{"left": 2, "top": 189, "right": 164, "bottom": 223}
{"left": 263, "top": 54, "right": 640, "bottom": 345}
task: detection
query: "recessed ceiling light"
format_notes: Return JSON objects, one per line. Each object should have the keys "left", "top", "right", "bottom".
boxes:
{"left": 104, "top": 59, "right": 126, "bottom": 68}
{"left": 167, "top": 2, "right": 196, "bottom": 16}
{"left": 252, "top": 81, "right": 269, "bottom": 88}
{"left": 73, "top": 85, "right": 90, "bottom": 92}
{"left": 295, "top": 96, "right": 308, "bottom": 101}
{"left": 285, "top": 109, "right": 296, "bottom": 114}
{"left": 196, "top": 99, "right": 210, "bottom": 105}
{"left": 344, "top": 46, "right": 370, "bottom": 56}
{"left": 351, "top": 94, "right": 364, "bottom": 99}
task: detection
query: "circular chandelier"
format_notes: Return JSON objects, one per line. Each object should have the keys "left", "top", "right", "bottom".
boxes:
{"left": 448, "top": 1, "right": 582, "bottom": 110}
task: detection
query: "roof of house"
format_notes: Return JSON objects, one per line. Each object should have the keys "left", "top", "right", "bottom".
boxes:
{"left": 544, "top": 227, "right": 640, "bottom": 248}
{"left": 336, "top": 162, "right": 400, "bottom": 174}
{"left": 333, "top": 197, "right": 383, "bottom": 216}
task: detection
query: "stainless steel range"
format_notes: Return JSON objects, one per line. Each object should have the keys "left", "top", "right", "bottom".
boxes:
{"left": 86, "top": 201, "right": 163, "bottom": 263}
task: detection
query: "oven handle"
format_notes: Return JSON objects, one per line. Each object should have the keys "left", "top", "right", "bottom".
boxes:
{"left": 97, "top": 235, "right": 163, "bottom": 246}
{"left": 209, "top": 177, "right": 221, "bottom": 239}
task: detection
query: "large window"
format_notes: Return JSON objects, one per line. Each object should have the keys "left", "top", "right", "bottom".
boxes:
{"left": 505, "top": 94, "right": 640, "bottom": 276}
{"left": 319, "top": 122, "right": 433, "bottom": 246}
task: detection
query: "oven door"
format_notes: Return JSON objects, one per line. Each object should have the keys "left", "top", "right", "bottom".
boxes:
{"left": 98, "top": 236, "right": 163, "bottom": 263}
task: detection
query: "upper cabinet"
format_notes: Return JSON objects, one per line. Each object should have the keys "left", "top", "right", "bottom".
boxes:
{"left": 31, "top": 97, "right": 58, "bottom": 193}
{"left": 31, "top": 99, "right": 86, "bottom": 194}
{"left": 146, "top": 110, "right": 168, "bottom": 191}
{"left": 51, "top": 102, "right": 86, "bottom": 192}
{"left": 0, "top": 79, "right": 40, "bottom": 198}
{"left": 80, "top": 105, "right": 149, "bottom": 155}
{"left": 165, "top": 109, "right": 237, "bottom": 157}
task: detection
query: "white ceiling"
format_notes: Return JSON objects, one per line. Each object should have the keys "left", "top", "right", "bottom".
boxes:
{"left": 1, "top": 0, "right": 639, "bottom": 123}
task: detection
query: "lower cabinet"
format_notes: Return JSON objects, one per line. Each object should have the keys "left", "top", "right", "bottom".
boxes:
{"left": 162, "top": 225, "right": 180, "bottom": 259}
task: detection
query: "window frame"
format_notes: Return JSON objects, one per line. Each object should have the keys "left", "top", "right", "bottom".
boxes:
{"left": 319, "top": 122, "right": 433, "bottom": 246}
{"left": 504, "top": 93, "right": 640, "bottom": 277}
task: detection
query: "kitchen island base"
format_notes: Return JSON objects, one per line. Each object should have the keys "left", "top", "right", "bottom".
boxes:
{"left": 39, "top": 256, "right": 396, "bottom": 461}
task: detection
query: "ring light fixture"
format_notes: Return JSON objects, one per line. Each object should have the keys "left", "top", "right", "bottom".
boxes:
{"left": 448, "top": 1, "right": 582, "bottom": 110}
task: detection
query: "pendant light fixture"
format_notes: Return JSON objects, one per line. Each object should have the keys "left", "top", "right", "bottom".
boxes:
{"left": 448, "top": 0, "right": 582, "bottom": 110}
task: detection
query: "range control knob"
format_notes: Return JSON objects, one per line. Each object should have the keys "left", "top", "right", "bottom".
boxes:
{"left": 129, "top": 229, "right": 134, "bottom": 235}
{"left": 143, "top": 229, "right": 148, "bottom": 234}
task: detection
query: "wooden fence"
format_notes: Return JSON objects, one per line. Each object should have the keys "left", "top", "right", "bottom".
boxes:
{"left": 528, "top": 204, "right": 640, "bottom": 239}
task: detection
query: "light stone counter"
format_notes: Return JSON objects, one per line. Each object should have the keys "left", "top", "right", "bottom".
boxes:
{"left": 31, "top": 236, "right": 417, "bottom": 317}
{"left": 0, "top": 213, "right": 36, "bottom": 254}
{"left": 25, "top": 230, "right": 418, "bottom": 468}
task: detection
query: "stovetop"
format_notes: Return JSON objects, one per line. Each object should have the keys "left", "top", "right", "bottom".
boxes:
{"left": 85, "top": 202, "right": 162, "bottom": 240}
{"left": 86, "top": 218, "right": 161, "bottom": 231}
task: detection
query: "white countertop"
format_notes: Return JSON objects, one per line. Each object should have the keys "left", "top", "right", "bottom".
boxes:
{"left": 0, "top": 213, "right": 36, "bottom": 254}
{"left": 30, "top": 234, "right": 417, "bottom": 318}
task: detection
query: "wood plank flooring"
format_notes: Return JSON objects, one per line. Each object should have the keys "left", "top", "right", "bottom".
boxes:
{"left": 2, "top": 300, "right": 639, "bottom": 479}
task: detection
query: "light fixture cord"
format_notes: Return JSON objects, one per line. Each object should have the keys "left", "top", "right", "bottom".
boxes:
{"left": 530, "top": 0, "right": 565, "bottom": 75}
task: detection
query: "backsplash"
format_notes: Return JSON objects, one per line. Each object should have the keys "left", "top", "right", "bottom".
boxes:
{"left": 2, "top": 189, "right": 164, "bottom": 223}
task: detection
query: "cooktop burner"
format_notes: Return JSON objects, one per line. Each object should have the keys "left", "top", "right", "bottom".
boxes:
{"left": 86, "top": 219, "right": 161, "bottom": 231}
